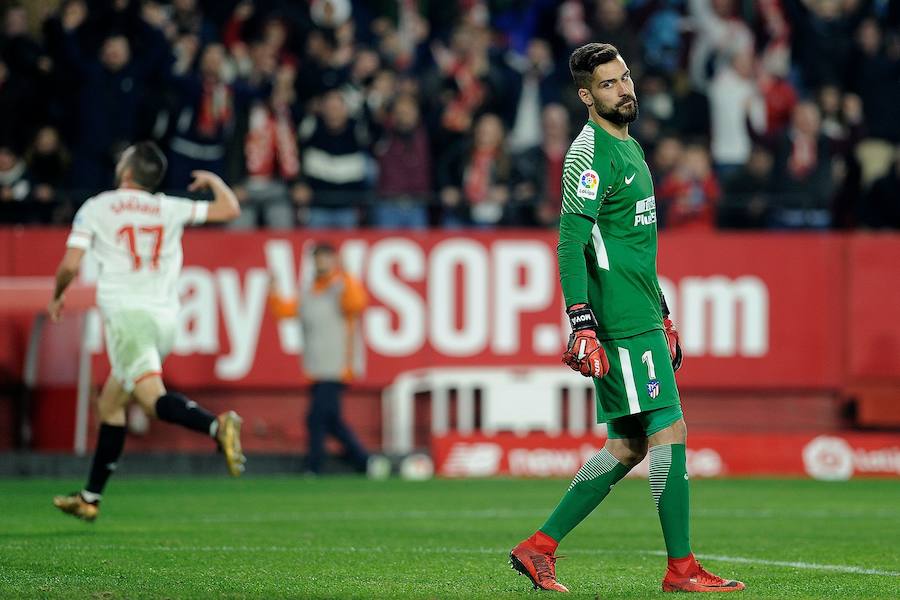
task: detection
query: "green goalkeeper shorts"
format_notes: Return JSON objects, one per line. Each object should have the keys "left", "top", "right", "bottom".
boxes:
{"left": 606, "top": 404, "right": 684, "bottom": 439}
{"left": 592, "top": 328, "right": 681, "bottom": 423}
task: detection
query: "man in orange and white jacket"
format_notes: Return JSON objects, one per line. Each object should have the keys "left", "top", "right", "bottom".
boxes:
{"left": 269, "top": 242, "right": 369, "bottom": 474}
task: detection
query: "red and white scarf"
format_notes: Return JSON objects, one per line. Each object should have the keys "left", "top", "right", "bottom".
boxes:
{"left": 245, "top": 102, "right": 300, "bottom": 179}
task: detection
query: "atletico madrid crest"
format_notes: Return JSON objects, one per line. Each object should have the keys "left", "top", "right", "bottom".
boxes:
{"left": 647, "top": 379, "right": 660, "bottom": 398}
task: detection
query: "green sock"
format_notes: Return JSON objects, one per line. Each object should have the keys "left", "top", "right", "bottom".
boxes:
{"left": 650, "top": 443, "right": 692, "bottom": 558}
{"left": 539, "top": 448, "right": 631, "bottom": 542}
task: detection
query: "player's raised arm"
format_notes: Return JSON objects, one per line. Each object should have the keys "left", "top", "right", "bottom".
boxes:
{"left": 188, "top": 170, "right": 241, "bottom": 223}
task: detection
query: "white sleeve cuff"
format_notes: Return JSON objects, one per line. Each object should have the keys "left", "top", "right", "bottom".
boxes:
{"left": 191, "top": 201, "right": 209, "bottom": 225}
{"left": 66, "top": 230, "right": 92, "bottom": 250}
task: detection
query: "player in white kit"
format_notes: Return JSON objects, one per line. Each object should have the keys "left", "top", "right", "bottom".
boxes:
{"left": 49, "top": 142, "right": 244, "bottom": 521}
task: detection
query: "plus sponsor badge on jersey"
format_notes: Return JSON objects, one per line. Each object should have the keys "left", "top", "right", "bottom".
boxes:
{"left": 577, "top": 169, "right": 600, "bottom": 200}
{"left": 634, "top": 195, "right": 657, "bottom": 226}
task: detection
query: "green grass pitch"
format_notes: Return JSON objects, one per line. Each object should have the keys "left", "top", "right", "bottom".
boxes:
{"left": 1, "top": 476, "right": 898, "bottom": 598}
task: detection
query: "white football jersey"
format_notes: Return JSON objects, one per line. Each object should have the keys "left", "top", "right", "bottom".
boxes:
{"left": 66, "top": 189, "right": 208, "bottom": 315}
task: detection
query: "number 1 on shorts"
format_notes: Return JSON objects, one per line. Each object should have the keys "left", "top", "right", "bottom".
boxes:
{"left": 641, "top": 350, "right": 656, "bottom": 379}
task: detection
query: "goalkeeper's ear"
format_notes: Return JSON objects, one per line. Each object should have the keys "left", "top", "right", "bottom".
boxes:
{"left": 577, "top": 87, "right": 595, "bottom": 108}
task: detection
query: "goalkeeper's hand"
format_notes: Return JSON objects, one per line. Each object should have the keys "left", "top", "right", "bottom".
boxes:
{"left": 663, "top": 317, "right": 683, "bottom": 372}
{"left": 562, "top": 304, "right": 609, "bottom": 378}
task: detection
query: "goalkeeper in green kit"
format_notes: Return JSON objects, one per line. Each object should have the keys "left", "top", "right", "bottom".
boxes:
{"left": 509, "top": 43, "right": 745, "bottom": 594}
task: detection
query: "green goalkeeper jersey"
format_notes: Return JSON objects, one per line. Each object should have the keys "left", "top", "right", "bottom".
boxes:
{"left": 558, "top": 119, "right": 663, "bottom": 340}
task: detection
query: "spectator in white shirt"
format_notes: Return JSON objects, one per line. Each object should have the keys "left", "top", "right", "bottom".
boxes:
{"left": 707, "top": 50, "right": 767, "bottom": 179}
{"left": 687, "top": 0, "right": 754, "bottom": 91}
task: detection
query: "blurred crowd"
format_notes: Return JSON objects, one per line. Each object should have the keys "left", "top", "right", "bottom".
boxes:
{"left": 0, "top": 0, "right": 899, "bottom": 230}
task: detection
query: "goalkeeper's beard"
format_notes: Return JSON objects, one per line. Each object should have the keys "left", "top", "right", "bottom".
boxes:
{"left": 595, "top": 95, "right": 639, "bottom": 125}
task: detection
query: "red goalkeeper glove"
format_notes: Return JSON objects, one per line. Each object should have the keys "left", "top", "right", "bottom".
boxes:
{"left": 663, "top": 317, "right": 683, "bottom": 372}
{"left": 562, "top": 304, "right": 609, "bottom": 378}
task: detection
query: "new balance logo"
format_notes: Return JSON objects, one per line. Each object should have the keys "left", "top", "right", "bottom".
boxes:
{"left": 443, "top": 443, "right": 503, "bottom": 477}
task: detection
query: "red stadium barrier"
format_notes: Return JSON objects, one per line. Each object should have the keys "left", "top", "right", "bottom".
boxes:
{"left": 2, "top": 229, "right": 896, "bottom": 390}
{"left": 431, "top": 432, "right": 900, "bottom": 479}
{"left": 846, "top": 235, "right": 900, "bottom": 381}
{"left": 1, "top": 228, "right": 898, "bottom": 452}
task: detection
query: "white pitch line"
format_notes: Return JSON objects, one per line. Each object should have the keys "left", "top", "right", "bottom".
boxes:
{"left": 183, "top": 507, "right": 899, "bottom": 525}
{"left": 3, "top": 543, "right": 898, "bottom": 577}
{"left": 600, "top": 550, "right": 900, "bottom": 578}
{"left": 189, "top": 508, "right": 551, "bottom": 524}
{"left": 689, "top": 552, "right": 900, "bottom": 578}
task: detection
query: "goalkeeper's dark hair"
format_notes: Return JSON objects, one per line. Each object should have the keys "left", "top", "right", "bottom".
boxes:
{"left": 569, "top": 43, "right": 620, "bottom": 89}
{"left": 122, "top": 141, "right": 167, "bottom": 191}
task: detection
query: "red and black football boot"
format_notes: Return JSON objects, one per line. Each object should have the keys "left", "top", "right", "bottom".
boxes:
{"left": 509, "top": 532, "right": 569, "bottom": 592}
{"left": 663, "top": 553, "right": 745, "bottom": 593}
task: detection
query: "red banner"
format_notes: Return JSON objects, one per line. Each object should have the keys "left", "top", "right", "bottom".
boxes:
{"left": 1, "top": 229, "right": 898, "bottom": 391}
{"left": 431, "top": 432, "right": 900, "bottom": 479}
{"left": 846, "top": 235, "right": 900, "bottom": 380}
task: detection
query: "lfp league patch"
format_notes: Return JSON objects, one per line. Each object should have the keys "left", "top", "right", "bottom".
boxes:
{"left": 577, "top": 169, "right": 600, "bottom": 200}
{"left": 647, "top": 379, "right": 660, "bottom": 399}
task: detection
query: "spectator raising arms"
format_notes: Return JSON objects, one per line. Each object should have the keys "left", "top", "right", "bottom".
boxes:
{"left": 166, "top": 42, "right": 268, "bottom": 188}
{"left": 0, "top": 0, "right": 895, "bottom": 230}
{"left": 236, "top": 68, "right": 300, "bottom": 230}
{"left": 707, "top": 50, "right": 767, "bottom": 179}
{"left": 505, "top": 39, "right": 563, "bottom": 153}
{"left": 687, "top": 0, "right": 754, "bottom": 91}
{"left": 61, "top": 6, "right": 170, "bottom": 191}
